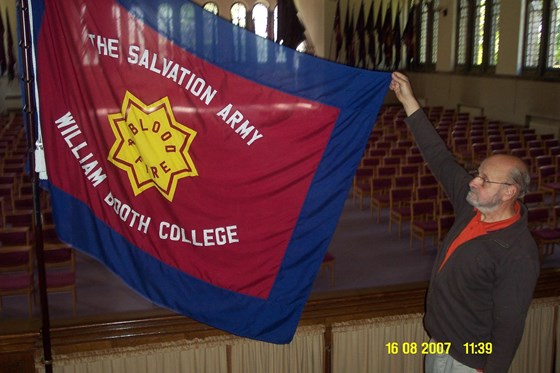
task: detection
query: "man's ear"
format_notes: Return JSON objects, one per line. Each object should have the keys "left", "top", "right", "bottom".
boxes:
{"left": 503, "top": 184, "right": 518, "bottom": 201}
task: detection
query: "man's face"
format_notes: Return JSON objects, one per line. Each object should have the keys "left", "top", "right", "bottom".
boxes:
{"left": 466, "top": 158, "right": 512, "bottom": 212}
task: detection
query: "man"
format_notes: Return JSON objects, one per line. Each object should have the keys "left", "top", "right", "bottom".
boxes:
{"left": 390, "top": 72, "right": 540, "bottom": 373}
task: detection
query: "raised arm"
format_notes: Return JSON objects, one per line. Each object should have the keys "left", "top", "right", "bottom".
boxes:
{"left": 389, "top": 71, "right": 421, "bottom": 116}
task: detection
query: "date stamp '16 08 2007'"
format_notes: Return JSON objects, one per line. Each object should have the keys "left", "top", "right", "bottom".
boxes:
{"left": 386, "top": 341, "right": 493, "bottom": 355}
{"left": 386, "top": 342, "right": 451, "bottom": 355}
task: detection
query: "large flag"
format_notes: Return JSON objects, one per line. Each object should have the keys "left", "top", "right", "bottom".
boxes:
{"left": 26, "top": 0, "right": 390, "bottom": 343}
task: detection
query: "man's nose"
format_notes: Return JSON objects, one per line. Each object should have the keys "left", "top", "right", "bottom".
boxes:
{"left": 469, "top": 176, "right": 481, "bottom": 188}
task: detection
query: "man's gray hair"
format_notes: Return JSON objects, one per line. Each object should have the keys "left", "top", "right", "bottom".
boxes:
{"left": 509, "top": 165, "right": 530, "bottom": 199}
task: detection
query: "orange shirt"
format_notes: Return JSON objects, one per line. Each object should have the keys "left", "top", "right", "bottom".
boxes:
{"left": 438, "top": 202, "right": 521, "bottom": 272}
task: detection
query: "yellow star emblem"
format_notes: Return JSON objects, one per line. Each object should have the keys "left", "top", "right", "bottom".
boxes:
{"left": 108, "top": 91, "right": 197, "bottom": 201}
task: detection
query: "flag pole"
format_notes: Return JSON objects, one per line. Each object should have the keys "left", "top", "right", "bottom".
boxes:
{"left": 17, "top": 1, "right": 53, "bottom": 372}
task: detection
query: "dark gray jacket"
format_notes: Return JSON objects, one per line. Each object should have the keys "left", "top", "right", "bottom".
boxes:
{"left": 405, "top": 109, "right": 540, "bottom": 373}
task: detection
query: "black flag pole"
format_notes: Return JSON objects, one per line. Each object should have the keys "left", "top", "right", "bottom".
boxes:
{"left": 17, "top": 1, "right": 53, "bottom": 372}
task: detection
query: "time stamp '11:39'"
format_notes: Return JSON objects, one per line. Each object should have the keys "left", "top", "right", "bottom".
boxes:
{"left": 385, "top": 342, "right": 493, "bottom": 355}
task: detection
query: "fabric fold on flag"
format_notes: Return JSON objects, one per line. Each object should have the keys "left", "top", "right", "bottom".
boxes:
{"left": 26, "top": 0, "right": 390, "bottom": 343}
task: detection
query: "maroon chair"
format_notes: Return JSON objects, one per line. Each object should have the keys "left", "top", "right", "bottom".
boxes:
{"left": 410, "top": 200, "right": 437, "bottom": 254}
{"left": 0, "top": 273, "right": 34, "bottom": 317}
{"left": 46, "top": 270, "right": 77, "bottom": 316}
{"left": 389, "top": 187, "right": 415, "bottom": 238}
{"left": 353, "top": 167, "right": 374, "bottom": 209}
{"left": 0, "top": 227, "right": 31, "bottom": 246}
{"left": 0, "top": 245, "right": 33, "bottom": 273}
{"left": 370, "top": 176, "right": 394, "bottom": 222}
{"left": 532, "top": 206, "right": 560, "bottom": 258}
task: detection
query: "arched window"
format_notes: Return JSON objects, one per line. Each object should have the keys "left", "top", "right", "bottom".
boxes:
{"left": 252, "top": 3, "right": 269, "bottom": 38}
{"left": 455, "top": 0, "right": 500, "bottom": 73}
{"left": 523, "top": 0, "right": 560, "bottom": 76}
{"left": 231, "top": 2, "right": 247, "bottom": 28}
{"left": 203, "top": 2, "right": 219, "bottom": 15}
{"left": 252, "top": 3, "right": 269, "bottom": 63}
{"left": 129, "top": 6, "right": 145, "bottom": 49}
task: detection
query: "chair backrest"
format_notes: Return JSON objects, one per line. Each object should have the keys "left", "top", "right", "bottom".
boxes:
{"left": 393, "top": 175, "right": 415, "bottom": 188}
{"left": 418, "top": 174, "right": 437, "bottom": 187}
{"left": 390, "top": 188, "right": 414, "bottom": 210}
{"left": 400, "top": 164, "right": 420, "bottom": 177}
{"left": 535, "top": 155, "right": 553, "bottom": 168}
{"left": 405, "top": 154, "right": 424, "bottom": 165}
{"left": 527, "top": 206, "right": 551, "bottom": 229}
{"left": 382, "top": 156, "right": 401, "bottom": 166}
{"left": 416, "top": 185, "right": 439, "bottom": 201}
{"left": 370, "top": 176, "right": 394, "bottom": 195}
{"left": 438, "top": 215, "right": 455, "bottom": 241}
{"left": 522, "top": 192, "right": 545, "bottom": 207}
{"left": 376, "top": 165, "right": 398, "bottom": 178}
{"left": 538, "top": 165, "right": 556, "bottom": 187}
{"left": 361, "top": 157, "right": 382, "bottom": 170}
{"left": 4, "top": 210, "right": 34, "bottom": 228}
{"left": 45, "top": 245, "right": 75, "bottom": 270}
{"left": 411, "top": 200, "right": 436, "bottom": 221}
{"left": 439, "top": 198, "right": 454, "bottom": 216}
{"left": 0, "top": 245, "right": 33, "bottom": 273}
{"left": 553, "top": 206, "right": 560, "bottom": 228}
{"left": 0, "top": 227, "right": 31, "bottom": 246}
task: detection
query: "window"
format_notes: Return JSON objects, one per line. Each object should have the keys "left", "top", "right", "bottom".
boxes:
{"left": 415, "top": 0, "right": 439, "bottom": 70}
{"left": 252, "top": 3, "right": 269, "bottom": 63}
{"left": 231, "top": 2, "right": 247, "bottom": 28}
{"left": 547, "top": 0, "right": 560, "bottom": 69}
{"left": 523, "top": 0, "right": 560, "bottom": 77}
{"left": 203, "top": 2, "right": 219, "bottom": 15}
{"left": 252, "top": 3, "right": 269, "bottom": 38}
{"left": 455, "top": 0, "right": 500, "bottom": 73}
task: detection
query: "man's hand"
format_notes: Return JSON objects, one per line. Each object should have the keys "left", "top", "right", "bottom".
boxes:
{"left": 390, "top": 72, "right": 421, "bottom": 116}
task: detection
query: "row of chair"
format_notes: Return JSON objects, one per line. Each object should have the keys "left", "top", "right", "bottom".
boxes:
{"left": 0, "top": 112, "right": 77, "bottom": 317}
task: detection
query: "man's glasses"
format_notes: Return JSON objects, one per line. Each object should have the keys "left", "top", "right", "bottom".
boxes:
{"left": 469, "top": 170, "right": 514, "bottom": 187}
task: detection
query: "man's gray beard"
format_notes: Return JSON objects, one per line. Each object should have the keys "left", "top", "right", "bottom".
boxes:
{"left": 466, "top": 190, "right": 501, "bottom": 213}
